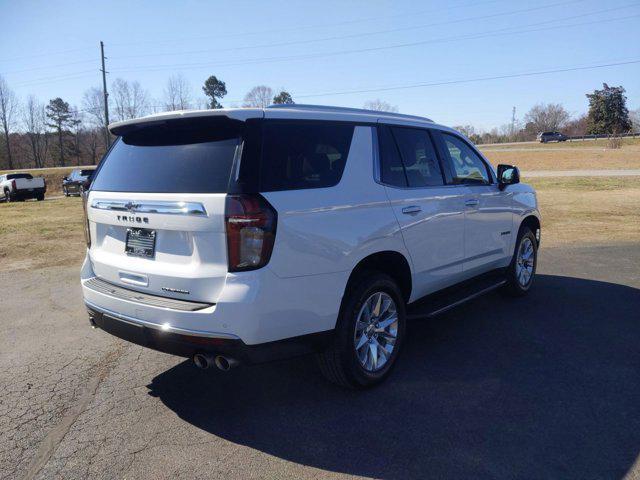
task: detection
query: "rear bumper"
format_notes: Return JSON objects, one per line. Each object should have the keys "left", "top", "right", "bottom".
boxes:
{"left": 80, "top": 253, "right": 346, "bottom": 358}
{"left": 86, "top": 302, "right": 332, "bottom": 364}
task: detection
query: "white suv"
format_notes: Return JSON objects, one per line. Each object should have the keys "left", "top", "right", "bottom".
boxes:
{"left": 81, "top": 105, "right": 540, "bottom": 388}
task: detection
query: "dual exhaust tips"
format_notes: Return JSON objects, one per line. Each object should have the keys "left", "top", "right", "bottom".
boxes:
{"left": 192, "top": 353, "right": 239, "bottom": 371}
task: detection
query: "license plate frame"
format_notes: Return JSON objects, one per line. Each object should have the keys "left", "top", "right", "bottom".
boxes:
{"left": 125, "top": 228, "right": 156, "bottom": 259}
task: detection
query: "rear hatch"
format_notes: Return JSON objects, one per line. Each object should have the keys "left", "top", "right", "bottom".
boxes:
{"left": 87, "top": 116, "right": 250, "bottom": 304}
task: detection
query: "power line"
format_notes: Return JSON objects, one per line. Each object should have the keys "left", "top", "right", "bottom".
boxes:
{"left": 108, "top": 10, "right": 640, "bottom": 74}
{"left": 108, "top": 0, "right": 506, "bottom": 48}
{"left": 289, "top": 59, "right": 640, "bottom": 99}
{"left": 109, "top": 0, "right": 587, "bottom": 60}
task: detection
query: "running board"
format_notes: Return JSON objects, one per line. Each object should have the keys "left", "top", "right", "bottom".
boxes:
{"left": 407, "top": 272, "right": 506, "bottom": 320}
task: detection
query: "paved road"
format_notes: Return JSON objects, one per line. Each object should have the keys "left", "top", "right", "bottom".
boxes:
{"left": 524, "top": 169, "right": 640, "bottom": 178}
{"left": 1, "top": 243, "right": 639, "bottom": 479}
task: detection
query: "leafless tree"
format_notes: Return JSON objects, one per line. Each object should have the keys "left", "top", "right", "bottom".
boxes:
{"left": 163, "top": 74, "right": 192, "bottom": 111}
{"left": 363, "top": 99, "right": 399, "bottom": 113}
{"left": 243, "top": 86, "right": 274, "bottom": 108}
{"left": 82, "top": 86, "right": 110, "bottom": 149}
{"left": 85, "top": 128, "right": 101, "bottom": 164}
{"left": 524, "top": 103, "right": 570, "bottom": 133}
{"left": 111, "top": 78, "right": 150, "bottom": 122}
{"left": 630, "top": 109, "right": 640, "bottom": 132}
{"left": 0, "top": 75, "right": 19, "bottom": 169}
{"left": 22, "top": 96, "right": 49, "bottom": 168}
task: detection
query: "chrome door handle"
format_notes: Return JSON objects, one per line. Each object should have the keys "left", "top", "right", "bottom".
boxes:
{"left": 465, "top": 199, "right": 479, "bottom": 207}
{"left": 402, "top": 205, "right": 422, "bottom": 215}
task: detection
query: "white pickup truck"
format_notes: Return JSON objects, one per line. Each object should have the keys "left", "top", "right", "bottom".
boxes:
{"left": 1, "top": 173, "right": 46, "bottom": 202}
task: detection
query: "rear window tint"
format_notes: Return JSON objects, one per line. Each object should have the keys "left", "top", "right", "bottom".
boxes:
{"left": 259, "top": 122, "right": 355, "bottom": 192}
{"left": 91, "top": 120, "right": 242, "bottom": 194}
{"left": 7, "top": 173, "right": 33, "bottom": 180}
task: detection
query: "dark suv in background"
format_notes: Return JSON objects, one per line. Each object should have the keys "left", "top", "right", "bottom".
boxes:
{"left": 537, "top": 131, "right": 568, "bottom": 143}
{"left": 63, "top": 168, "right": 95, "bottom": 196}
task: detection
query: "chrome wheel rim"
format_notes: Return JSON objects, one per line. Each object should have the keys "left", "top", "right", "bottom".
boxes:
{"left": 354, "top": 292, "right": 398, "bottom": 372}
{"left": 516, "top": 237, "right": 535, "bottom": 287}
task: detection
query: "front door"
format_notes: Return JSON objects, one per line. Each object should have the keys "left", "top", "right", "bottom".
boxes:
{"left": 377, "top": 125, "right": 466, "bottom": 300}
{"left": 435, "top": 131, "right": 512, "bottom": 274}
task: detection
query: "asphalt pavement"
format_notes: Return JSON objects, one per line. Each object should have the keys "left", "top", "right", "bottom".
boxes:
{"left": 1, "top": 243, "right": 639, "bottom": 479}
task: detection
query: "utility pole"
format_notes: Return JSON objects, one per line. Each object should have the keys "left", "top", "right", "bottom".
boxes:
{"left": 510, "top": 106, "right": 516, "bottom": 138}
{"left": 100, "top": 41, "right": 110, "bottom": 148}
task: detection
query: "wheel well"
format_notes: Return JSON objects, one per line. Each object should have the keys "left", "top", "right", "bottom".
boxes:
{"left": 346, "top": 251, "right": 412, "bottom": 303}
{"left": 520, "top": 215, "right": 540, "bottom": 245}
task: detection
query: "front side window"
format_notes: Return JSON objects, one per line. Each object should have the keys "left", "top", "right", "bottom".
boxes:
{"left": 260, "top": 122, "right": 354, "bottom": 192}
{"left": 441, "top": 133, "right": 491, "bottom": 185}
{"left": 391, "top": 127, "right": 443, "bottom": 187}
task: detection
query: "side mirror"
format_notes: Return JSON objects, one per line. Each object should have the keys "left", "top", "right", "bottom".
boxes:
{"left": 497, "top": 164, "right": 520, "bottom": 190}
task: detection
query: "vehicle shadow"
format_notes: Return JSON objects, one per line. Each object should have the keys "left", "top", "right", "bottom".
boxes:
{"left": 147, "top": 275, "right": 640, "bottom": 479}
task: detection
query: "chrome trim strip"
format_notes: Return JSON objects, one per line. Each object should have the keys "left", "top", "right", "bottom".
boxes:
{"left": 91, "top": 199, "right": 207, "bottom": 216}
{"left": 85, "top": 300, "right": 240, "bottom": 340}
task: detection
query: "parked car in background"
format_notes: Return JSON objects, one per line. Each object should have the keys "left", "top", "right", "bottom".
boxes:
{"left": 537, "top": 131, "right": 568, "bottom": 143}
{"left": 81, "top": 105, "right": 541, "bottom": 389}
{"left": 1, "top": 173, "right": 46, "bottom": 202}
{"left": 63, "top": 168, "right": 96, "bottom": 196}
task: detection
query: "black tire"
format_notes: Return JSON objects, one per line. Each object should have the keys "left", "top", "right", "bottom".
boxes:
{"left": 4, "top": 189, "right": 11, "bottom": 202}
{"left": 317, "top": 272, "right": 406, "bottom": 389}
{"left": 63, "top": 186, "right": 68, "bottom": 197}
{"left": 503, "top": 227, "right": 537, "bottom": 297}
{"left": 37, "top": 194, "right": 44, "bottom": 201}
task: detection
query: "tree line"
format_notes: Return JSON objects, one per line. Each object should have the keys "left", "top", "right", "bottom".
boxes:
{"left": 0, "top": 73, "right": 298, "bottom": 171}
{"left": 454, "top": 84, "right": 638, "bottom": 145}
{"left": 0, "top": 75, "right": 638, "bottom": 171}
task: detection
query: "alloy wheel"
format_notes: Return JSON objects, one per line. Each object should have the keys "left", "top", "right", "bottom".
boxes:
{"left": 353, "top": 291, "right": 398, "bottom": 372}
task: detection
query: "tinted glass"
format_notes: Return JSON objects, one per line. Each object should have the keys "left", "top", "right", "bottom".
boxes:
{"left": 7, "top": 173, "right": 33, "bottom": 180}
{"left": 260, "top": 122, "right": 354, "bottom": 191}
{"left": 80, "top": 170, "right": 95, "bottom": 177}
{"left": 391, "top": 127, "right": 443, "bottom": 187}
{"left": 91, "top": 126, "right": 241, "bottom": 193}
{"left": 441, "top": 133, "right": 490, "bottom": 185}
{"left": 378, "top": 125, "right": 407, "bottom": 187}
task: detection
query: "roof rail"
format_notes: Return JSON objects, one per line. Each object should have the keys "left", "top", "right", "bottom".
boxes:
{"left": 267, "top": 104, "right": 433, "bottom": 123}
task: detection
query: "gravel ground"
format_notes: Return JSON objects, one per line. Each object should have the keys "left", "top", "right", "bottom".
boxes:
{"left": 1, "top": 243, "right": 639, "bottom": 480}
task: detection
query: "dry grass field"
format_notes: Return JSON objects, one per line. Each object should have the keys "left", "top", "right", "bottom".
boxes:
{"left": 1, "top": 175, "right": 638, "bottom": 272}
{"left": 480, "top": 137, "right": 640, "bottom": 171}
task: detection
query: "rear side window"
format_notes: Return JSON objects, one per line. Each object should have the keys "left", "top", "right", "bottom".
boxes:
{"left": 259, "top": 122, "right": 354, "bottom": 192}
{"left": 91, "top": 119, "right": 242, "bottom": 193}
{"left": 378, "top": 125, "right": 407, "bottom": 187}
{"left": 391, "top": 127, "right": 443, "bottom": 187}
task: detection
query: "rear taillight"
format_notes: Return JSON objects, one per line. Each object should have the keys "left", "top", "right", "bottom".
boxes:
{"left": 81, "top": 191, "right": 91, "bottom": 248}
{"left": 225, "top": 194, "right": 277, "bottom": 272}
{"left": 11, "top": 180, "right": 16, "bottom": 191}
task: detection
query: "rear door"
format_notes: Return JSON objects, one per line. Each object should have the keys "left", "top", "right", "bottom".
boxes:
{"left": 433, "top": 131, "right": 513, "bottom": 274}
{"left": 378, "top": 124, "right": 466, "bottom": 299}
{"left": 87, "top": 117, "right": 244, "bottom": 304}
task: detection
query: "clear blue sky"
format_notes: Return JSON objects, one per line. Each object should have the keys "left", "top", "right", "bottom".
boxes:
{"left": 1, "top": 0, "right": 639, "bottom": 130}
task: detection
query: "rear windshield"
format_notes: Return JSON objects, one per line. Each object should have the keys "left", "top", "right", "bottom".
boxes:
{"left": 80, "top": 170, "right": 95, "bottom": 177}
{"left": 91, "top": 118, "right": 242, "bottom": 194}
{"left": 7, "top": 173, "right": 33, "bottom": 180}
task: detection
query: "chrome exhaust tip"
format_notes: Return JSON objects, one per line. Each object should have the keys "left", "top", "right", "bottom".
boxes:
{"left": 214, "top": 355, "right": 238, "bottom": 372}
{"left": 193, "top": 353, "right": 214, "bottom": 370}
